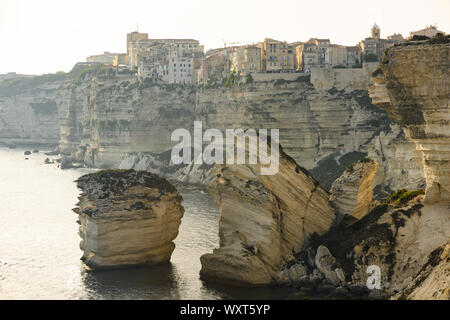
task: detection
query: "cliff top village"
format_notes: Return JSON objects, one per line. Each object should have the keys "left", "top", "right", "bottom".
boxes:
{"left": 80, "top": 24, "right": 445, "bottom": 85}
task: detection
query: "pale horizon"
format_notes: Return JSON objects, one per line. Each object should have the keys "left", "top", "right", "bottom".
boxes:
{"left": 1, "top": 0, "right": 449, "bottom": 75}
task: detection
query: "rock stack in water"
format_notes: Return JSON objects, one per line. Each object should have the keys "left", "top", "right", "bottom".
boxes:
{"left": 330, "top": 158, "right": 379, "bottom": 221}
{"left": 200, "top": 135, "right": 335, "bottom": 286}
{"left": 74, "top": 169, "right": 184, "bottom": 270}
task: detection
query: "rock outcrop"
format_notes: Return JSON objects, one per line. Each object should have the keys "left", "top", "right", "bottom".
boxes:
{"left": 298, "top": 193, "right": 450, "bottom": 296}
{"left": 370, "top": 42, "right": 450, "bottom": 203}
{"left": 200, "top": 138, "right": 336, "bottom": 286}
{"left": 393, "top": 242, "right": 449, "bottom": 300}
{"left": 314, "top": 245, "right": 346, "bottom": 286}
{"left": 330, "top": 158, "right": 379, "bottom": 220}
{"left": 119, "top": 151, "right": 215, "bottom": 186}
{"left": 74, "top": 169, "right": 184, "bottom": 270}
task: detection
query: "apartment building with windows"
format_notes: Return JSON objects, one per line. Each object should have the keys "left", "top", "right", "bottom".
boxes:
{"left": 168, "top": 57, "right": 194, "bottom": 84}
{"left": 262, "top": 39, "right": 295, "bottom": 72}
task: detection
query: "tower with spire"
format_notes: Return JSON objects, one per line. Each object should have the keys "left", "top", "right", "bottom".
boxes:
{"left": 371, "top": 23, "right": 380, "bottom": 39}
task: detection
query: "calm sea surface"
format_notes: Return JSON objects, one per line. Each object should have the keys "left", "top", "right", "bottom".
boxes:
{"left": 0, "top": 147, "right": 298, "bottom": 300}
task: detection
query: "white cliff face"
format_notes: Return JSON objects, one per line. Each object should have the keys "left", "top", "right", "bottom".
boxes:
{"left": 330, "top": 158, "right": 379, "bottom": 220}
{"left": 0, "top": 65, "right": 424, "bottom": 198}
{"left": 57, "top": 69, "right": 197, "bottom": 168}
{"left": 118, "top": 151, "right": 215, "bottom": 186}
{"left": 367, "top": 123, "right": 425, "bottom": 199}
{"left": 110, "top": 79, "right": 424, "bottom": 196}
{"left": 370, "top": 43, "right": 450, "bottom": 203}
{"left": 74, "top": 169, "right": 184, "bottom": 270}
{"left": 0, "top": 75, "right": 62, "bottom": 145}
{"left": 200, "top": 139, "right": 335, "bottom": 286}
{"left": 198, "top": 81, "right": 423, "bottom": 195}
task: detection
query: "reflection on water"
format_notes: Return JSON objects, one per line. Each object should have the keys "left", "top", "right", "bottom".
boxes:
{"left": 0, "top": 147, "right": 297, "bottom": 300}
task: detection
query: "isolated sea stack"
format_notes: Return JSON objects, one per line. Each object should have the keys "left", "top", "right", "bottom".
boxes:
{"left": 200, "top": 135, "right": 335, "bottom": 286}
{"left": 74, "top": 169, "right": 184, "bottom": 270}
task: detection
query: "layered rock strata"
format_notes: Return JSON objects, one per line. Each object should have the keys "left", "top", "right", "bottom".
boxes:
{"left": 330, "top": 158, "right": 379, "bottom": 220}
{"left": 0, "top": 74, "right": 63, "bottom": 145}
{"left": 74, "top": 169, "right": 184, "bottom": 270}
{"left": 118, "top": 151, "right": 215, "bottom": 186}
{"left": 200, "top": 138, "right": 336, "bottom": 286}
{"left": 370, "top": 43, "right": 450, "bottom": 202}
{"left": 0, "top": 65, "right": 424, "bottom": 198}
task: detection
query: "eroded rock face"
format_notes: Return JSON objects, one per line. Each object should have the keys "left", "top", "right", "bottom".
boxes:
{"left": 330, "top": 158, "right": 379, "bottom": 220}
{"left": 307, "top": 196, "right": 450, "bottom": 296}
{"left": 74, "top": 169, "right": 184, "bottom": 270}
{"left": 0, "top": 67, "right": 424, "bottom": 197}
{"left": 200, "top": 139, "right": 335, "bottom": 286}
{"left": 0, "top": 74, "right": 62, "bottom": 145}
{"left": 119, "top": 151, "right": 215, "bottom": 186}
{"left": 393, "top": 242, "right": 450, "bottom": 300}
{"left": 370, "top": 43, "right": 450, "bottom": 202}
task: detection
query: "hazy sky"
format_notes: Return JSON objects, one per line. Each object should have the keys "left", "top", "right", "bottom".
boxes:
{"left": 1, "top": 0, "right": 449, "bottom": 75}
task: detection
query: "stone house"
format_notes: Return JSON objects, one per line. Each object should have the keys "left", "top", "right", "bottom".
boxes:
{"left": 231, "top": 45, "right": 262, "bottom": 74}
{"left": 262, "top": 38, "right": 295, "bottom": 72}
{"left": 296, "top": 39, "right": 330, "bottom": 73}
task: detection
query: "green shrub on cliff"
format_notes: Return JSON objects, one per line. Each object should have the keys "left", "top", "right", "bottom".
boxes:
{"left": 245, "top": 73, "right": 253, "bottom": 84}
{"left": 385, "top": 189, "right": 425, "bottom": 205}
{"left": 224, "top": 71, "right": 239, "bottom": 88}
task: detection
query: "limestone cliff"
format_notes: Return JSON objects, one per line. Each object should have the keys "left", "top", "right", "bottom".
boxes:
{"left": 118, "top": 151, "right": 215, "bottom": 186}
{"left": 393, "top": 242, "right": 449, "bottom": 300}
{"left": 56, "top": 65, "right": 196, "bottom": 168}
{"left": 74, "top": 169, "right": 184, "bottom": 270}
{"left": 330, "top": 158, "right": 379, "bottom": 220}
{"left": 2, "top": 64, "right": 414, "bottom": 196}
{"left": 370, "top": 42, "right": 450, "bottom": 202}
{"left": 117, "top": 79, "right": 423, "bottom": 195}
{"left": 0, "top": 74, "right": 63, "bottom": 145}
{"left": 0, "top": 64, "right": 424, "bottom": 198}
{"left": 200, "top": 138, "right": 336, "bottom": 286}
{"left": 296, "top": 194, "right": 450, "bottom": 297}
